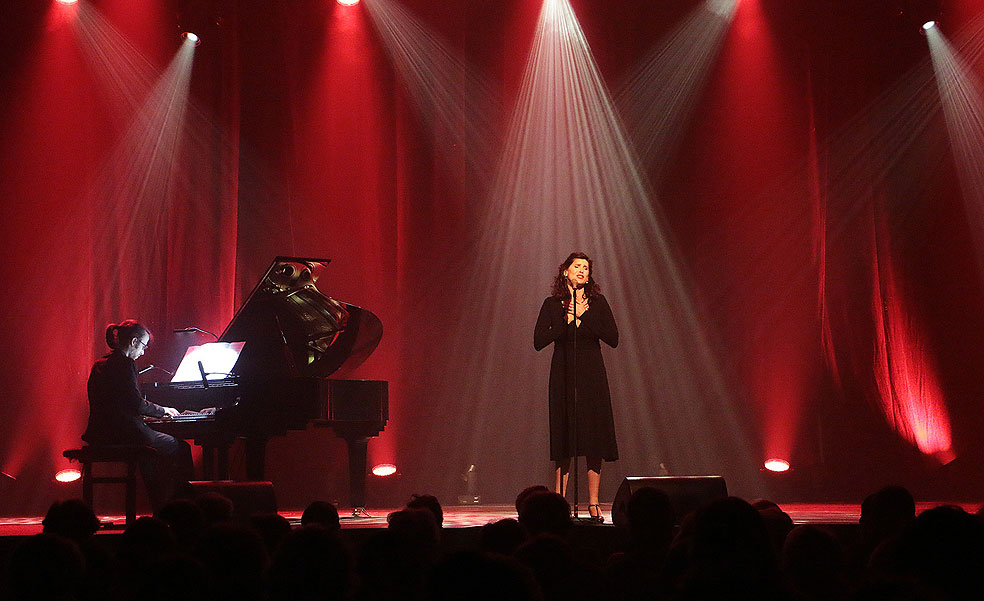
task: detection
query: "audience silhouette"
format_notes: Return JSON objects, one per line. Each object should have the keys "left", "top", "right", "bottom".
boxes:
{"left": 301, "top": 500, "right": 341, "bottom": 533}
{"left": 2, "top": 485, "right": 982, "bottom": 601}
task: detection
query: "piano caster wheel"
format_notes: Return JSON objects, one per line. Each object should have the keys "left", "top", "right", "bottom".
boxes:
{"left": 352, "top": 506, "right": 372, "bottom": 518}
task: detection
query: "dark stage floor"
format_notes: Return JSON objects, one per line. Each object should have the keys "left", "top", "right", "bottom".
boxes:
{"left": 2, "top": 502, "right": 980, "bottom": 538}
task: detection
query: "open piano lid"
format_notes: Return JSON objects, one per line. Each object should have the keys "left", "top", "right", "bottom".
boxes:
{"left": 220, "top": 257, "right": 383, "bottom": 378}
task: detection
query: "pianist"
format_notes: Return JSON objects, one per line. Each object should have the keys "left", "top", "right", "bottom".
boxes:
{"left": 82, "top": 320, "right": 194, "bottom": 509}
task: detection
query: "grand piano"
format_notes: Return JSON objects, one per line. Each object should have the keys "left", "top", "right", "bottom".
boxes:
{"left": 143, "top": 257, "right": 388, "bottom": 509}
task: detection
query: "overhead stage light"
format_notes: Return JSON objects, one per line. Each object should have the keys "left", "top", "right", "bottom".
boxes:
{"left": 54, "top": 468, "right": 81, "bottom": 483}
{"left": 183, "top": 32, "right": 201, "bottom": 46}
{"left": 56, "top": 0, "right": 79, "bottom": 5}
{"left": 338, "top": 0, "right": 361, "bottom": 6}
{"left": 763, "top": 459, "right": 790, "bottom": 472}
{"left": 923, "top": 21, "right": 937, "bottom": 31}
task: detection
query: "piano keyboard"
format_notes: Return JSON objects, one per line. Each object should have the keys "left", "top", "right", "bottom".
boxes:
{"left": 145, "top": 408, "right": 217, "bottom": 423}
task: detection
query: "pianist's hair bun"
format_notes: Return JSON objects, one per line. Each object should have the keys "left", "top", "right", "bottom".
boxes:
{"left": 106, "top": 320, "right": 151, "bottom": 350}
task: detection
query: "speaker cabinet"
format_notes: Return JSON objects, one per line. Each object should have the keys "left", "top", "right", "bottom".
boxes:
{"left": 611, "top": 475, "right": 727, "bottom": 527}
{"left": 178, "top": 481, "right": 278, "bottom": 520}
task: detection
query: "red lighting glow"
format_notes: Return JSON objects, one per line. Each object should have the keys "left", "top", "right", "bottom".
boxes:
{"left": 870, "top": 241, "right": 953, "bottom": 460}
{"left": 763, "top": 459, "right": 790, "bottom": 472}
{"left": 54, "top": 468, "right": 81, "bottom": 483}
{"left": 371, "top": 463, "right": 397, "bottom": 477}
{"left": 337, "top": 0, "right": 361, "bottom": 6}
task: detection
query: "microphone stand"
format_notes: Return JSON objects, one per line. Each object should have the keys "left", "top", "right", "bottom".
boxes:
{"left": 138, "top": 364, "right": 174, "bottom": 376}
{"left": 197, "top": 361, "right": 210, "bottom": 389}
{"left": 569, "top": 281, "right": 588, "bottom": 522}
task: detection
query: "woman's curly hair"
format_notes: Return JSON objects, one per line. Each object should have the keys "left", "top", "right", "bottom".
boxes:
{"left": 551, "top": 252, "right": 601, "bottom": 302}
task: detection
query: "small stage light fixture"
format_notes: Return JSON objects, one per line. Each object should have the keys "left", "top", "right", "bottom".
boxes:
{"left": 923, "top": 20, "right": 937, "bottom": 31}
{"left": 371, "top": 463, "right": 397, "bottom": 477}
{"left": 183, "top": 32, "right": 201, "bottom": 46}
{"left": 54, "top": 468, "right": 82, "bottom": 483}
{"left": 763, "top": 459, "right": 790, "bottom": 472}
{"left": 338, "top": 0, "right": 361, "bottom": 5}
{"left": 56, "top": 0, "right": 79, "bottom": 5}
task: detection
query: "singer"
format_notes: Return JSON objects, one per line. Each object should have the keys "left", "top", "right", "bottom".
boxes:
{"left": 82, "top": 320, "right": 193, "bottom": 509}
{"left": 533, "top": 252, "right": 619, "bottom": 522}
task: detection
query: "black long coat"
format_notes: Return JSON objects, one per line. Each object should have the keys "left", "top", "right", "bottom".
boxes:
{"left": 534, "top": 294, "right": 619, "bottom": 461}
{"left": 83, "top": 351, "right": 166, "bottom": 445}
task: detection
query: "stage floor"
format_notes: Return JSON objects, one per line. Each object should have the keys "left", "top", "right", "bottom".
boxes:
{"left": 1, "top": 502, "right": 980, "bottom": 538}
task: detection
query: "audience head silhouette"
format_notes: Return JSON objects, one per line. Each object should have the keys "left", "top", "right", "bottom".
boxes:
{"left": 6, "top": 486, "right": 984, "bottom": 601}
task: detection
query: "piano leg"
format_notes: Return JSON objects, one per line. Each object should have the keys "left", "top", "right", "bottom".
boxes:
{"left": 216, "top": 443, "right": 230, "bottom": 480}
{"left": 245, "top": 438, "right": 268, "bottom": 480}
{"left": 345, "top": 436, "right": 369, "bottom": 509}
{"left": 202, "top": 446, "right": 215, "bottom": 480}
{"left": 197, "top": 436, "right": 234, "bottom": 480}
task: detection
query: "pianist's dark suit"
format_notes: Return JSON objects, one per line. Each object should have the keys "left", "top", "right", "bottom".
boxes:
{"left": 84, "top": 351, "right": 194, "bottom": 507}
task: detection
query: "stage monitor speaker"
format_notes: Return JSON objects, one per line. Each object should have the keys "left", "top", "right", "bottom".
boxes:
{"left": 611, "top": 475, "right": 727, "bottom": 527}
{"left": 178, "top": 481, "right": 277, "bottom": 520}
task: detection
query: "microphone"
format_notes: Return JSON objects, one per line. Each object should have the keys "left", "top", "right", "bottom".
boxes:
{"left": 174, "top": 326, "right": 220, "bottom": 340}
{"left": 198, "top": 361, "right": 209, "bottom": 389}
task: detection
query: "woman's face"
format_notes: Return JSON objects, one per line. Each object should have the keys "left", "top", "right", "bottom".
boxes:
{"left": 125, "top": 334, "right": 150, "bottom": 360}
{"left": 564, "top": 258, "right": 590, "bottom": 288}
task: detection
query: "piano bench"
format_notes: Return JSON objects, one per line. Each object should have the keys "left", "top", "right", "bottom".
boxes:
{"left": 63, "top": 445, "right": 157, "bottom": 527}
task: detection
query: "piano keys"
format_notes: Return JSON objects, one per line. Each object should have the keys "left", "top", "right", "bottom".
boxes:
{"left": 141, "top": 257, "right": 388, "bottom": 509}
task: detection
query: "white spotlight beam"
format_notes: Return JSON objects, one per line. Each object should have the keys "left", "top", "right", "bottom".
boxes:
{"left": 106, "top": 41, "right": 195, "bottom": 249}
{"left": 79, "top": 39, "right": 197, "bottom": 319}
{"left": 445, "top": 0, "right": 763, "bottom": 494}
{"left": 73, "top": 3, "right": 163, "bottom": 117}
{"left": 9, "top": 16, "right": 200, "bottom": 488}
{"left": 808, "top": 18, "right": 984, "bottom": 461}
{"left": 927, "top": 26, "right": 984, "bottom": 274}
{"left": 807, "top": 11, "right": 984, "bottom": 337}
{"left": 724, "top": 18, "right": 961, "bottom": 349}
{"left": 616, "top": 0, "right": 737, "bottom": 179}
{"left": 823, "top": 13, "right": 984, "bottom": 238}
{"left": 363, "top": 0, "right": 499, "bottom": 189}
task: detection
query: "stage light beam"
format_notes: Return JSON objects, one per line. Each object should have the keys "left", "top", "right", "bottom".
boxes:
{"left": 812, "top": 16, "right": 976, "bottom": 465}
{"left": 338, "top": 0, "right": 361, "bottom": 6}
{"left": 438, "top": 0, "right": 764, "bottom": 498}
{"left": 616, "top": 0, "right": 737, "bottom": 182}
{"left": 927, "top": 24, "right": 984, "bottom": 275}
{"left": 362, "top": 0, "right": 499, "bottom": 190}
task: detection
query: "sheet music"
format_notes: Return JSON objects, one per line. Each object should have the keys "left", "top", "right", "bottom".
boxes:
{"left": 171, "top": 342, "right": 246, "bottom": 383}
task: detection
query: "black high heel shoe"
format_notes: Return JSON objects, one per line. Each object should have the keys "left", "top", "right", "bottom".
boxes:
{"left": 587, "top": 504, "right": 604, "bottom": 523}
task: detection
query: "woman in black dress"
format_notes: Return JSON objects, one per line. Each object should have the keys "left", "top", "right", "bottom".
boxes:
{"left": 534, "top": 252, "right": 619, "bottom": 521}
{"left": 83, "top": 320, "right": 193, "bottom": 508}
